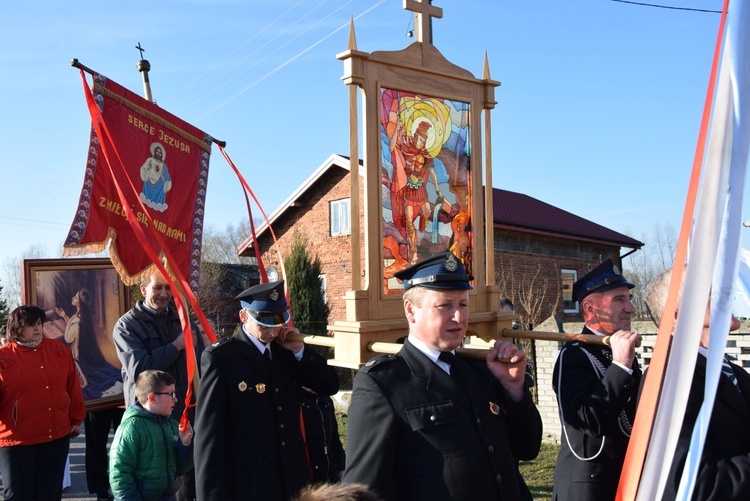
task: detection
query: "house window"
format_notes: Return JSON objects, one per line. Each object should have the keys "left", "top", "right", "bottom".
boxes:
{"left": 330, "top": 198, "right": 351, "bottom": 236}
{"left": 319, "top": 274, "right": 327, "bottom": 304}
{"left": 562, "top": 269, "right": 578, "bottom": 313}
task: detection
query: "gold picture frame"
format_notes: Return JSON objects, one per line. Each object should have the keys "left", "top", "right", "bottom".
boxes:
{"left": 22, "top": 258, "right": 129, "bottom": 411}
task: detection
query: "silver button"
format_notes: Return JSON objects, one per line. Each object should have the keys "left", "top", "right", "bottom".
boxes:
{"left": 430, "top": 415, "right": 437, "bottom": 422}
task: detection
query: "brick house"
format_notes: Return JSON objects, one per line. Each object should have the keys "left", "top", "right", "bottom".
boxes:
{"left": 237, "top": 154, "right": 643, "bottom": 328}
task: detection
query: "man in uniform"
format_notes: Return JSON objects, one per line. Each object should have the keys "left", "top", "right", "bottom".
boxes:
{"left": 113, "top": 269, "right": 203, "bottom": 501}
{"left": 645, "top": 269, "right": 750, "bottom": 500}
{"left": 344, "top": 250, "right": 542, "bottom": 500}
{"left": 194, "top": 281, "right": 339, "bottom": 500}
{"left": 552, "top": 259, "right": 642, "bottom": 500}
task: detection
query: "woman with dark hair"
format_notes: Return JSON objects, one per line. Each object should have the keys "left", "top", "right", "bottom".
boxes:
{"left": 0, "top": 305, "right": 85, "bottom": 500}
{"left": 56, "top": 289, "right": 121, "bottom": 401}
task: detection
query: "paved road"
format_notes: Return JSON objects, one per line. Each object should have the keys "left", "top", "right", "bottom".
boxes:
{"left": 64, "top": 431, "right": 97, "bottom": 500}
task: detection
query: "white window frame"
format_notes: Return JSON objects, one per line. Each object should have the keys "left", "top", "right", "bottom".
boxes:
{"left": 319, "top": 274, "right": 327, "bottom": 304}
{"left": 330, "top": 198, "right": 351, "bottom": 236}
{"left": 562, "top": 269, "right": 579, "bottom": 314}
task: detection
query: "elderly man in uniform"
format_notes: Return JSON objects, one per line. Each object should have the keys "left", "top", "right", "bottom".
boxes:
{"left": 644, "top": 268, "right": 750, "bottom": 500}
{"left": 344, "top": 250, "right": 542, "bottom": 500}
{"left": 552, "top": 259, "right": 642, "bottom": 501}
{"left": 194, "top": 281, "right": 339, "bottom": 501}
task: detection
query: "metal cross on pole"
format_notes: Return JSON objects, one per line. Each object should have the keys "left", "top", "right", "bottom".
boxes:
{"left": 134, "top": 42, "right": 153, "bottom": 103}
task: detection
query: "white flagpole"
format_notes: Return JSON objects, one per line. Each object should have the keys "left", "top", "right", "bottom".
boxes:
{"left": 678, "top": 1, "right": 750, "bottom": 498}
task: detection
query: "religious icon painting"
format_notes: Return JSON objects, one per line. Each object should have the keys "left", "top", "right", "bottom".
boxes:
{"left": 380, "top": 88, "right": 473, "bottom": 294}
{"left": 22, "top": 258, "right": 129, "bottom": 410}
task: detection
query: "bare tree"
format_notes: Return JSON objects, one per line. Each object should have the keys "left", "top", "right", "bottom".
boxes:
{"left": 200, "top": 218, "right": 259, "bottom": 264}
{"left": 622, "top": 222, "right": 677, "bottom": 320}
{"left": 1, "top": 242, "right": 54, "bottom": 310}
{"left": 495, "top": 258, "right": 561, "bottom": 330}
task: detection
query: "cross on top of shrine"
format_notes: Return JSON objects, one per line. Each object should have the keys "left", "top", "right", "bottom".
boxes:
{"left": 404, "top": 0, "right": 443, "bottom": 45}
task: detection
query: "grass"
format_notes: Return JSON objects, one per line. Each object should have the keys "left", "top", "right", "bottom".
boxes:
{"left": 519, "top": 441, "right": 559, "bottom": 501}
{"left": 337, "top": 411, "right": 558, "bottom": 500}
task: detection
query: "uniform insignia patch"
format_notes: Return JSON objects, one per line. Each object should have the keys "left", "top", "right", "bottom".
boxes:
{"left": 255, "top": 383, "right": 266, "bottom": 394}
{"left": 238, "top": 381, "right": 247, "bottom": 392}
{"left": 444, "top": 252, "right": 458, "bottom": 272}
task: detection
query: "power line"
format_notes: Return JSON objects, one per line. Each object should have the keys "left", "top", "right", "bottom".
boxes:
{"left": 195, "top": 0, "right": 386, "bottom": 121}
{"left": 177, "top": 0, "right": 347, "bottom": 115}
{"left": 172, "top": 0, "right": 313, "bottom": 110}
{"left": 610, "top": 0, "right": 722, "bottom": 13}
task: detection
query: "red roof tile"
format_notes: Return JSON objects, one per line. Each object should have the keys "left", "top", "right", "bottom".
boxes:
{"left": 491, "top": 188, "right": 643, "bottom": 249}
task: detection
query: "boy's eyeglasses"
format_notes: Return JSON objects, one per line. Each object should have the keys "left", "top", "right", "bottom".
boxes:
{"left": 153, "top": 392, "right": 177, "bottom": 400}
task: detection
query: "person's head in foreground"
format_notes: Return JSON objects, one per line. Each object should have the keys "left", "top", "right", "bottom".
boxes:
{"left": 395, "top": 250, "right": 473, "bottom": 352}
{"left": 136, "top": 370, "right": 177, "bottom": 417}
{"left": 573, "top": 258, "right": 635, "bottom": 335}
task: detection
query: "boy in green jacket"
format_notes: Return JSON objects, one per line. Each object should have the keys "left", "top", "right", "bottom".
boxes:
{"left": 109, "top": 370, "right": 194, "bottom": 501}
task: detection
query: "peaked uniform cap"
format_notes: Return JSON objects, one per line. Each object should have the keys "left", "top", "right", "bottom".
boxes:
{"left": 573, "top": 258, "right": 634, "bottom": 303}
{"left": 235, "top": 280, "right": 290, "bottom": 327}
{"left": 394, "top": 250, "right": 473, "bottom": 291}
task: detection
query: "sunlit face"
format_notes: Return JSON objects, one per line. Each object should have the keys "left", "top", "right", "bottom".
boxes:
{"left": 141, "top": 272, "right": 173, "bottom": 312}
{"left": 150, "top": 383, "right": 177, "bottom": 417}
{"left": 239, "top": 309, "right": 279, "bottom": 345}
{"left": 583, "top": 286, "right": 634, "bottom": 335}
{"left": 405, "top": 288, "right": 469, "bottom": 352}
{"left": 18, "top": 319, "right": 44, "bottom": 344}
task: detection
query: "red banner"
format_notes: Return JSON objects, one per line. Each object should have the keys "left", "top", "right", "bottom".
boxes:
{"left": 63, "top": 74, "right": 211, "bottom": 287}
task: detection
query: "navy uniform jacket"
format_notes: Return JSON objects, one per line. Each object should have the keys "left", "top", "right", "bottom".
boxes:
{"left": 194, "top": 331, "right": 339, "bottom": 501}
{"left": 343, "top": 339, "right": 542, "bottom": 501}
{"left": 662, "top": 355, "right": 750, "bottom": 500}
{"left": 552, "top": 327, "right": 641, "bottom": 501}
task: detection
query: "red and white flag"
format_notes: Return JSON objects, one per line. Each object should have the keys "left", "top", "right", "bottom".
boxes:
{"left": 63, "top": 73, "right": 212, "bottom": 288}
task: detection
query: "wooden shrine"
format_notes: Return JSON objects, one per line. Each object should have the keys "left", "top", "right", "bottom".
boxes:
{"left": 327, "top": 0, "right": 515, "bottom": 368}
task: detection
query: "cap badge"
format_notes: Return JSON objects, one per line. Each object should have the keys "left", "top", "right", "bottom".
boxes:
{"left": 255, "top": 383, "right": 267, "bottom": 394}
{"left": 444, "top": 253, "right": 458, "bottom": 272}
{"left": 238, "top": 381, "right": 248, "bottom": 392}
{"left": 613, "top": 265, "right": 621, "bottom": 275}
{"left": 489, "top": 402, "right": 501, "bottom": 415}
{"left": 269, "top": 289, "right": 280, "bottom": 301}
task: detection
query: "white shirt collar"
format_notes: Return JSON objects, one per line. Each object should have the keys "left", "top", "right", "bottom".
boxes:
{"left": 408, "top": 334, "right": 452, "bottom": 373}
{"left": 242, "top": 325, "right": 268, "bottom": 355}
{"left": 585, "top": 326, "right": 606, "bottom": 337}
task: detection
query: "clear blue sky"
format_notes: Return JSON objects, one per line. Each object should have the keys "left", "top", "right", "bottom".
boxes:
{"left": 0, "top": 0, "right": 742, "bottom": 275}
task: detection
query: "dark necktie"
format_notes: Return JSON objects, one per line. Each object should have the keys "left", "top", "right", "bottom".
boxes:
{"left": 261, "top": 346, "right": 272, "bottom": 371}
{"left": 722, "top": 358, "right": 740, "bottom": 390}
{"left": 438, "top": 351, "right": 460, "bottom": 378}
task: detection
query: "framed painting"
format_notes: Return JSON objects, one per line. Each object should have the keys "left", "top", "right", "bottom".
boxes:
{"left": 22, "top": 258, "right": 128, "bottom": 411}
{"left": 380, "top": 87, "right": 473, "bottom": 294}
